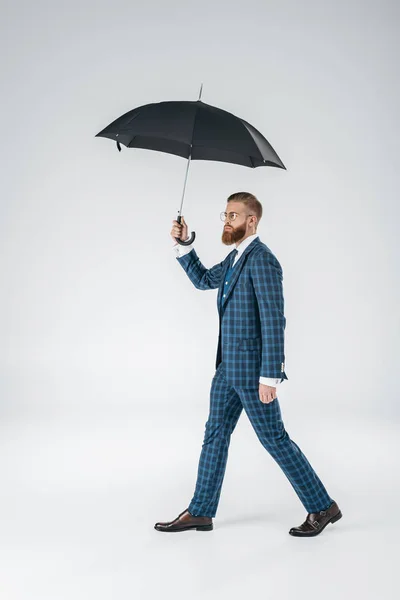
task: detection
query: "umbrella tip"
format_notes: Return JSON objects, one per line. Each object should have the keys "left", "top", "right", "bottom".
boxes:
{"left": 198, "top": 83, "right": 203, "bottom": 101}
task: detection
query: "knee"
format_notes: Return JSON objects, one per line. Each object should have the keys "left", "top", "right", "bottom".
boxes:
{"left": 202, "top": 420, "right": 219, "bottom": 445}
{"left": 202, "top": 419, "right": 234, "bottom": 446}
{"left": 256, "top": 424, "right": 288, "bottom": 447}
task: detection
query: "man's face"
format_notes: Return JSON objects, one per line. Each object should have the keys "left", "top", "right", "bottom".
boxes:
{"left": 221, "top": 203, "right": 254, "bottom": 246}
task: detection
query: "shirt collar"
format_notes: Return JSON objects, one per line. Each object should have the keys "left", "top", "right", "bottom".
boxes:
{"left": 234, "top": 233, "right": 259, "bottom": 256}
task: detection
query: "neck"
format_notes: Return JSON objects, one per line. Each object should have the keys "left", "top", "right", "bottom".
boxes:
{"left": 235, "top": 231, "right": 256, "bottom": 248}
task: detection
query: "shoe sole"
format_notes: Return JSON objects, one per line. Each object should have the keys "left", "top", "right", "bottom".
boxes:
{"left": 289, "top": 510, "right": 343, "bottom": 537}
{"left": 154, "top": 523, "right": 213, "bottom": 532}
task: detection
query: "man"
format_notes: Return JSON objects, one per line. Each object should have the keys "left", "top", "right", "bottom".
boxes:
{"left": 154, "top": 191, "right": 342, "bottom": 537}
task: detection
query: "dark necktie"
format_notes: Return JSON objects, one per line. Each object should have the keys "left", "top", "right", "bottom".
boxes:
{"left": 231, "top": 249, "right": 238, "bottom": 268}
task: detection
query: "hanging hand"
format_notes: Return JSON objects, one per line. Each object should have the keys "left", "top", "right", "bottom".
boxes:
{"left": 259, "top": 383, "right": 277, "bottom": 404}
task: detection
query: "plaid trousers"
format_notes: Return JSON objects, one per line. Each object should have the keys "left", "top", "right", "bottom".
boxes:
{"left": 188, "top": 361, "right": 333, "bottom": 517}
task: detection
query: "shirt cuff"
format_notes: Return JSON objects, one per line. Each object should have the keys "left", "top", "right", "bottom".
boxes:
{"left": 259, "top": 376, "right": 281, "bottom": 386}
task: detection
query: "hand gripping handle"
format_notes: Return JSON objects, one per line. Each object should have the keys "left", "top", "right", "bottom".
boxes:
{"left": 175, "top": 215, "right": 196, "bottom": 246}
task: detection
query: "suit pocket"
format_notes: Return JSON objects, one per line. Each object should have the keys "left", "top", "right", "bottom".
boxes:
{"left": 238, "top": 337, "right": 261, "bottom": 351}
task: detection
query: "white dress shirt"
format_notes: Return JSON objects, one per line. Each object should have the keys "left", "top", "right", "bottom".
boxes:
{"left": 173, "top": 233, "right": 281, "bottom": 387}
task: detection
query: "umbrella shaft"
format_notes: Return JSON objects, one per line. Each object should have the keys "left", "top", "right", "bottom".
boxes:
{"left": 179, "top": 152, "right": 191, "bottom": 216}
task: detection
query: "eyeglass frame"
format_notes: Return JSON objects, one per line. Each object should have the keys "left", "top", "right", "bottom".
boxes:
{"left": 220, "top": 211, "right": 255, "bottom": 222}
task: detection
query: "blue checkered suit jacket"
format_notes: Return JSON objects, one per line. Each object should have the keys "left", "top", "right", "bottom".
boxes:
{"left": 176, "top": 236, "right": 288, "bottom": 388}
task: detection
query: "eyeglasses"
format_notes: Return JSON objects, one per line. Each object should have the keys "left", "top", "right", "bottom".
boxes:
{"left": 220, "top": 211, "right": 254, "bottom": 222}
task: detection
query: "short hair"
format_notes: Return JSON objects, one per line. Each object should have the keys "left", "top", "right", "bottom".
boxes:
{"left": 226, "top": 191, "right": 262, "bottom": 230}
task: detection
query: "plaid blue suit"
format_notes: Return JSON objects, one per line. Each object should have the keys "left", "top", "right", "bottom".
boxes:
{"left": 175, "top": 236, "right": 333, "bottom": 517}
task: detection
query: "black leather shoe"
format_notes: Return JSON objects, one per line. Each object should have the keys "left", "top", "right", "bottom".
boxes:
{"left": 289, "top": 500, "right": 342, "bottom": 537}
{"left": 154, "top": 508, "right": 213, "bottom": 532}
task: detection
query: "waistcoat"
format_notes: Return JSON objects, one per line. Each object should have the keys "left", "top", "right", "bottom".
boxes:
{"left": 220, "top": 249, "right": 238, "bottom": 309}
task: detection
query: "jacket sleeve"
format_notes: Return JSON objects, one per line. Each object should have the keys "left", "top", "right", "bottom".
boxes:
{"left": 251, "top": 251, "right": 286, "bottom": 379}
{"left": 175, "top": 247, "right": 227, "bottom": 290}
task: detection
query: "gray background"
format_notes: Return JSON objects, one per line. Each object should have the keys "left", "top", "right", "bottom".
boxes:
{"left": 1, "top": 1, "right": 399, "bottom": 599}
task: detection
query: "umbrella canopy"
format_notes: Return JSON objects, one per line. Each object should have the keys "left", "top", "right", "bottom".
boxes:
{"left": 95, "top": 99, "right": 286, "bottom": 170}
{"left": 95, "top": 87, "right": 286, "bottom": 245}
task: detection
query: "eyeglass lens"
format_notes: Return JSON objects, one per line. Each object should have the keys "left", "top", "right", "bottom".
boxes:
{"left": 221, "top": 212, "right": 237, "bottom": 221}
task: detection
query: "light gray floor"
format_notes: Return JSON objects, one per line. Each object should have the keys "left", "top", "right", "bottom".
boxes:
{"left": 0, "top": 398, "right": 398, "bottom": 600}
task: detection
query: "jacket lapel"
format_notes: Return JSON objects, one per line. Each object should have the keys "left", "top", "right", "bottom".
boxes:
{"left": 217, "top": 237, "right": 261, "bottom": 315}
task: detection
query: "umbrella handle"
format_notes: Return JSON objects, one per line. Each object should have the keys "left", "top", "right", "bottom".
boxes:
{"left": 174, "top": 214, "right": 196, "bottom": 246}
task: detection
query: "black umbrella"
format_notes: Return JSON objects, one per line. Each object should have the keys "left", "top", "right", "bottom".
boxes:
{"left": 95, "top": 84, "right": 286, "bottom": 245}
